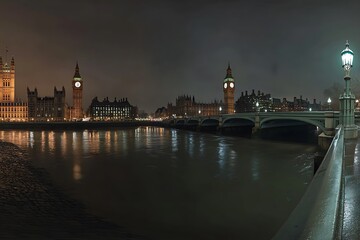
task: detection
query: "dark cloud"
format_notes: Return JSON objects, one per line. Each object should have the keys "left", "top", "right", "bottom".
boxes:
{"left": 1, "top": 0, "right": 360, "bottom": 112}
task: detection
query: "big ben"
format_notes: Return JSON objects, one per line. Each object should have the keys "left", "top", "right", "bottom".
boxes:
{"left": 72, "top": 62, "right": 83, "bottom": 119}
{"left": 223, "top": 63, "right": 235, "bottom": 114}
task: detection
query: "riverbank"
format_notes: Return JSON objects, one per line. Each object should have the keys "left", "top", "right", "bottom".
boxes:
{"left": 0, "top": 141, "right": 144, "bottom": 240}
{"left": 0, "top": 121, "right": 165, "bottom": 130}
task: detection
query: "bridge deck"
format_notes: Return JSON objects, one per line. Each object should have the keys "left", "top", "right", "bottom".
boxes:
{"left": 342, "top": 131, "right": 360, "bottom": 239}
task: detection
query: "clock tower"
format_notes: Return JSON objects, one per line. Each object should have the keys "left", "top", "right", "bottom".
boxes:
{"left": 223, "top": 63, "right": 235, "bottom": 114}
{"left": 72, "top": 62, "right": 83, "bottom": 119}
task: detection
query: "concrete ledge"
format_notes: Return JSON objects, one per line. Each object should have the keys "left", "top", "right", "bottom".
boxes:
{"left": 273, "top": 126, "right": 344, "bottom": 239}
{"left": 318, "top": 132, "right": 334, "bottom": 150}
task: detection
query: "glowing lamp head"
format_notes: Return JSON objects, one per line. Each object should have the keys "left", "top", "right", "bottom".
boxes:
{"left": 341, "top": 41, "right": 354, "bottom": 70}
{"left": 327, "top": 97, "right": 331, "bottom": 104}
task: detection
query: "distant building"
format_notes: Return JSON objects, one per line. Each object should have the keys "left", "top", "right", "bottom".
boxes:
{"left": 0, "top": 56, "right": 28, "bottom": 121}
{"left": 279, "top": 96, "right": 322, "bottom": 112}
{"left": 27, "top": 87, "right": 67, "bottom": 121}
{"left": 235, "top": 90, "right": 322, "bottom": 112}
{"left": 235, "top": 90, "right": 272, "bottom": 112}
{"left": 167, "top": 95, "right": 222, "bottom": 117}
{"left": 155, "top": 107, "right": 168, "bottom": 118}
{"left": 88, "top": 97, "right": 138, "bottom": 120}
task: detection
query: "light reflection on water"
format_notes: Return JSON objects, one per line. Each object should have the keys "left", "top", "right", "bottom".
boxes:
{"left": 0, "top": 127, "right": 317, "bottom": 240}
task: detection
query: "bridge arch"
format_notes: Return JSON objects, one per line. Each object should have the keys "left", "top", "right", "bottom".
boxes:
{"left": 260, "top": 117, "right": 325, "bottom": 132}
{"left": 200, "top": 118, "right": 219, "bottom": 126}
{"left": 222, "top": 117, "right": 255, "bottom": 128}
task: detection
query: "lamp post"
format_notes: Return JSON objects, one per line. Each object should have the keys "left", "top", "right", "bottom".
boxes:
{"left": 327, "top": 97, "right": 332, "bottom": 110}
{"left": 340, "top": 41, "right": 358, "bottom": 138}
{"left": 256, "top": 101, "right": 259, "bottom": 113}
{"left": 219, "top": 106, "right": 222, "bottom": 114}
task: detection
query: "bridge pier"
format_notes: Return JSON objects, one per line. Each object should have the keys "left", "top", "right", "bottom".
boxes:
{"left": 252, "top": 114, "right": 260, "bottom": 134}
{"left": 318, "top": 112, "right": 337, "bottom": 150}
{"left": 324, "top": 111, "right": 336, "bottom": 136}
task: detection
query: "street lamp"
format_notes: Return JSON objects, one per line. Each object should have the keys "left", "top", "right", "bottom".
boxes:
{"left": 327, "top": 97, "right": 331, "bottom": 110}
{"left": 341, "top": 41, "right": 354, "bottom": 98}
{"left": 256, "top": 101, "right": 259, "bottom": 112}
{"left": 340, "top": 40, "right": 357, "bottom": 138}
{"left": 219, "top": 106, "right": 222, "bottom": 113}
{"left": 341, "top": 41, "right": 354, "bottom": 75}
{"left": 198, "top": 110, "right": 201, "bottom": 115}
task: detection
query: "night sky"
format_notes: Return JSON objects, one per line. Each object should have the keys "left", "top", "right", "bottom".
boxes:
{"left": 2, "top": 0, "right": 360, "bottom": 113}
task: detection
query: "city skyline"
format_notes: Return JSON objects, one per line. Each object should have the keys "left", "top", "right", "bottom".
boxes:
{"left": 2, "top": 0, "right": 360, "bottom": 113}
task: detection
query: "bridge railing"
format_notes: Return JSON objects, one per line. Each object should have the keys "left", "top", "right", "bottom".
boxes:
{"left": 273, "top": 125, "right": 344, "bottom": 239}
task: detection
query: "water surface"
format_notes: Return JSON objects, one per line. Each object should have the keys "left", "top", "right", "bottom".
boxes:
{"left": 0, "top": 127, "right": 318, "bottom": 239}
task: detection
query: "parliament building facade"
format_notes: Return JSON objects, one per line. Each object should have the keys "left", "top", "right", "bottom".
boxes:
{"left": 0, "top": 57, "right": 28, "bottom": 121}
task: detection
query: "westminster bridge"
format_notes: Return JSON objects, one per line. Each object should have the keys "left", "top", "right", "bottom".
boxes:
{"left": 168, "top": 111, "right": 347, "bottom": 136}
{"left": 167, "top": 111, "right": 360, "bottom": 239}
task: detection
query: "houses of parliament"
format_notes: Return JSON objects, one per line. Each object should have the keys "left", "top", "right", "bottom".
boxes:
{"left": 0, "top": 53, "right": 137, "bottom": 122}
{"left": 0, "top": 57, "right": 27, "bottom": 121}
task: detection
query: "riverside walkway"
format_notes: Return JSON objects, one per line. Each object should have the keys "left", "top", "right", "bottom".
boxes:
{"left": 0, "top": 141, "right": 144, "bottom": 240}
{"left": 274, "top": 127, "right": 360, "bottom": 239}
{"left": 342, "top": 132, "right": 360, "bottom": 239}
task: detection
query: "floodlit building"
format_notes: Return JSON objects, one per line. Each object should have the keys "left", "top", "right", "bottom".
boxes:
{"left": 0, "top": 56, "right": 28, "bottom": 121}
{"left": 88, "top": 97, "right": 138, "bottom": 120}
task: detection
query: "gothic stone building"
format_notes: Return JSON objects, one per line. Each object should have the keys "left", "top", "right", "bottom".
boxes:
{"left": 0, "top": 57, "right": 28, "bottom": 121}
{"left": 27, "top": 87, "right": 67, "bottom": 121}
{"left": 167, "top": 95, "right": 222, "bottom": 117}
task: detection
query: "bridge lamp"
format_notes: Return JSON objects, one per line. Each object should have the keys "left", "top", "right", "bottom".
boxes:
{"left": 341, "top": 40, "right": 354, "bottom": 76}
{"left": 198, "top": 110, "right": 201, "bottom": 115}
{"left": 339, "top": 41, "right": 357, "bottom": 138}
{"left": 327, "top": 97, "right": 331, "bottom": 110}
{"left": 219, "top": 106, "right": 222, "bottom": 112}
{"left": 309, "top": 108, "right": 312, "bottom": 112}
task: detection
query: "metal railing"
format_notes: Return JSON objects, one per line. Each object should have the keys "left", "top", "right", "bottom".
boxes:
{"left": 273, "top": 125, "right": 344, "bottom": 239}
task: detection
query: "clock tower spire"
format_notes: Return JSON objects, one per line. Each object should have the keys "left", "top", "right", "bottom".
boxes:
{"left": 72, "top": 62, "right": 83, "bottom": 119}
{"left": 223, "top": 63, "right": 235, "bottom": 114}
{"left": 74, "top": 62, "right": 81, "bottom": 78}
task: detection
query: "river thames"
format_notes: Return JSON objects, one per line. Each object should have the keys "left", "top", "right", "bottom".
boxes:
{"left": 0, "top": 127, "right": 320, "bottom": 240}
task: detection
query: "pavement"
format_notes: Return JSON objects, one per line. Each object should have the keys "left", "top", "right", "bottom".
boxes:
{"left": 0, "top": 141, "right": 145, "bottom": 240}
{"left": 342, "top": 131, "right": 360, "bottom": 240}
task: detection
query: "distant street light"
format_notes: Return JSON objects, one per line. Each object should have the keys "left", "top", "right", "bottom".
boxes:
{"left": 255, "top": 101, "right": 259, "bottom": 113}
{"left": 219, "top": 106, "right": 222, "bottom": 113}
{"left": 198, "top": 110, "right": 201, "bottom": 115}
{"left": 327, "top": 97, "right": 332, "bottom": 110}
{"left": 309, "top": 108, "right": 312, "bottom": 112}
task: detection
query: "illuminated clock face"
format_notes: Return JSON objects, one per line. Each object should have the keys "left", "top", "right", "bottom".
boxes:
{"left": 75, "top": 81, "right": 81, "bottom": 88}
{"left": 224, "top": 82, "right": 228, "bottom": 89}
{"left": 230, "top": 82, "right": 234, "bottom": 88}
